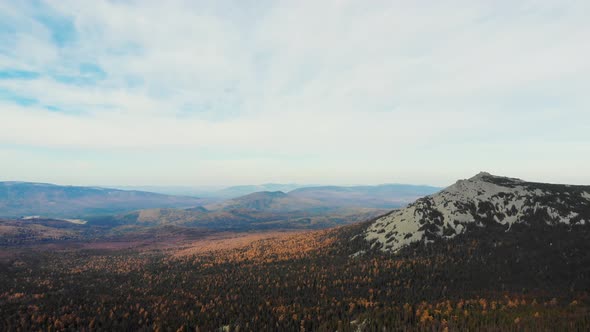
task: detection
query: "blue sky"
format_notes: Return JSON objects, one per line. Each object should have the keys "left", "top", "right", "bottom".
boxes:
{"left": 0, "top": 0, "right": 589, "bottom": 187}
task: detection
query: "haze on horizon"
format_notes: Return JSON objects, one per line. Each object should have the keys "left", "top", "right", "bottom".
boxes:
{"left": 0, "top": 1, "right": 589, "bottom": 188}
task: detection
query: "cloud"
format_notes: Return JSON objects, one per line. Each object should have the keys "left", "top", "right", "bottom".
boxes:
{"left": 0, "top": 0, "right": 589, "bottom": 185}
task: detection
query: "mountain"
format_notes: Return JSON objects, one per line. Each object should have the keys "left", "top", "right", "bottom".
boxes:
{"left": 364, "top": 172, "right": 590, "bottom": 252}
{"left": 109, "top": 185, "right": 222, "bottom": 198}
{"left": 108, "top": 184, "right": 307, "bottom": 199}
{"left": 209, "top": 191, "right": 289, "bottom": 211}
{"left": 209, "top": 184, "right": 441, "bottom": 212}
{"left": 206, "top": 190, "right": 329, "bottom": 212}
{"left": 0, "top": 182, "right": 208, "bottom": 218}
{"left": 213, "top": 184, "right": 306, "bottom": 199}
{"left": 289, "top": 184, "right": 441, "bottom": 208}
{"left": 109, "top": 183, "right": 440, "bottom": 203}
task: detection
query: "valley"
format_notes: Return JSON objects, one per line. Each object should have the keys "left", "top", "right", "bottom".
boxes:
{"left": 1, "top": 173, "right": 589, "bottom": 330}
{"left": 4, "top": 2, "right": 586, "bottom": 330}
{"left": 0, "top": 182, "right": 434, "bottom": 244}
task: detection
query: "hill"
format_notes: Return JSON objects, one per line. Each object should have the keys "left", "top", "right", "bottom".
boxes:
{"left": 214, "top": 184, "right": 305, "bottom": 199}
{"left": 91, "top": 186, "right": 441, "bottom": 231}
{"left": 0, "top": 182, "right": 207, "bottom": 218}
{"left": 88, "top": 205, "right": 387, "bottom": 231}
{"left": 0, "top": 217, "right": 88, "bottom": 245}
{"left": 206, "top": 190, "right": 328, "bottom": 212}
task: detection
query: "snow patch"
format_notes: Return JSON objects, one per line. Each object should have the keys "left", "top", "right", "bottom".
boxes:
{"left": 350, "top": 250, "right": 366, "bottom": 258}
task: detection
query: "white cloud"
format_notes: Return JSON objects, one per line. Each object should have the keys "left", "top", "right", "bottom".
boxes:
{"left": 0, "top": 0, "right": 589, "bottom": 185}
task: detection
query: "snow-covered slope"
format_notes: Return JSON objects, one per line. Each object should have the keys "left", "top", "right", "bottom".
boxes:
{"left": 365, "top": 172, "right": 590, "bottom": 252}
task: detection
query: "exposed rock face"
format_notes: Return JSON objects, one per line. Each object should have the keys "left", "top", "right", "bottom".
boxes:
{"left": 364, "top": 172, "right": 590, "bottom": 252}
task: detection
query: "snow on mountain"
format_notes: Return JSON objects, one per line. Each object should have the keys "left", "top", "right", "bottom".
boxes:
{"left": 364, "top": 172, "right": 590, "bottom": 252}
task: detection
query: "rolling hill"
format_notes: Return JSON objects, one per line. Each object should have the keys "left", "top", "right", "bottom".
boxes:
{"left": 0, "top": 181, "right": 208, "bottom": 218}
{"left": 87, "top": 204, "right": 387, "bottom": 231}
{"left": 213, "top": 183, "right": 305, "bottom": 199}
{"left": 206, "top": 190, "right": 328, "bottom": 212}
{"left": 88, "top": 186, "right": 441, "bottom": 231}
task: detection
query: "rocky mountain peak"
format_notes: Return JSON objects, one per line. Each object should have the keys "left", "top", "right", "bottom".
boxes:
{"left": 363, "top": 173, "right": 590, "bottom": 253}
{"left": 470, "top": 171, "right": 492, "bottom": 179}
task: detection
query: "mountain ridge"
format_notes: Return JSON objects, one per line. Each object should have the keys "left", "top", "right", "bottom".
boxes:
{"left": 0, "top": 181, "right": 209, "bottom": 218}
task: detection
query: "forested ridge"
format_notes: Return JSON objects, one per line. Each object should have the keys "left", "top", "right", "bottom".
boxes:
{"left": 1, "top": 220, "right": 589, "bottom": 331}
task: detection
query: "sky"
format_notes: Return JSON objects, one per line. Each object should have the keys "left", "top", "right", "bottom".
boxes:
{"left": 0, "top": 0, "right": 589, "bottom": 187}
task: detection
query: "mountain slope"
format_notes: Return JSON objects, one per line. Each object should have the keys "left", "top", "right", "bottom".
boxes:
{"left": 206, "top": 191, "right": 328, "bottom": 212}
{"left": 0, "top": 217, "right": 89, "bottom": 245}
{"left": 364, "top": 172, "right": 590, "bottom": 252}
{"left": 88, "top": 205, "right": 387, "bottom": 231}
{"left": 0, "top": 182, "right": 207, "bottom": 218}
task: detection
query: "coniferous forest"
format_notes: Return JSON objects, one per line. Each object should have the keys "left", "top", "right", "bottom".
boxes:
{"left": 1, "top": 221, "right": 589, "bottom": 331}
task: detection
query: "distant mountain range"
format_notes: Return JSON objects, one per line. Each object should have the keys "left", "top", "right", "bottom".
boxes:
{"left": 0, "top": 180, "right": 444, "bottom": 240}
{"left": 209, "top": 184, "right": 441, "bottom": 211}
{"left": 213, "top": 184, "right": 306, "bottom": 198}
{"left": 0, "top": 181, "right": 440, "bottom": 222}
{"left": 86, "top": 189, "right": 390, "bottom": 231}
{"left": 112, "top": 183, "right": 441, "bottom": 201}
{"left": 95, "top": 184, "right": 441, "bottom": 230}
{"left": 0, "top": 181, "right": 208, "bottom": 218}
{"left": 110, "top": 183, "right": 307, "bottom": 198}
{"left": 289, "top": 184, "right": 441, "bottom": 208}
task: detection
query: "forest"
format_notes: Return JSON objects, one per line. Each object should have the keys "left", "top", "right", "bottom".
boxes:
{"left": 1, "top": 221, "right": 589, "bottom": 331}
